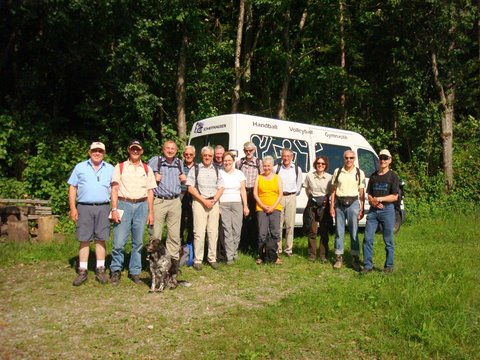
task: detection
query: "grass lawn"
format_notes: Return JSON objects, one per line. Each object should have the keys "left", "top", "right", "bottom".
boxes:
{"left": 0, "top": 213, "right": 479, "bottom": 359}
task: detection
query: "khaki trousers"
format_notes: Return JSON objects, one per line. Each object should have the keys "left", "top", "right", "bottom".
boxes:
{"left": 153, "top": 197, "right": 182, "bottom": 260}
{"left": 192, "top": 199, "right": 220, "bottom": 264}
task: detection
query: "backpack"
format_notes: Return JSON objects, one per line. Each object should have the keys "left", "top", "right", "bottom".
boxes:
{"left": 237, "top": 157, "right": 261, "bottom": 174}
{"left": 194, "top": 163, "right": 219, "bottom": 195}
{"left": 179, "top": 243, "right": 194, "bottom": 267}
{"left": 156, "top": 156, "right": 183, "bottom": 175}
{"left": 333, "top": 167, "right": 361, "bottom": 187}
{"left": 119, "top": 161, "right": 149, "bottom": 175}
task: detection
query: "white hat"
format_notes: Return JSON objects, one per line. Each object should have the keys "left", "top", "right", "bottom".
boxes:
{"left": 379, "top": 149, "right": 392, "bottom": 158}
{"left": 90, "top": 142, "right": 106, "bottom": 151}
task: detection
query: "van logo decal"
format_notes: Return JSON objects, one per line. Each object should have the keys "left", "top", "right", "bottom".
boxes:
{"left": 194, "top": 122, "right": 204, "bottom": 133}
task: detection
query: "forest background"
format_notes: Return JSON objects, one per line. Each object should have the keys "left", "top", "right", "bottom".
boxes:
{"left": 0, "top": 0, "right": 478, "bottom": 227}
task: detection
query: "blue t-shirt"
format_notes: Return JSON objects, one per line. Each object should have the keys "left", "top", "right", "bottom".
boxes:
{"left": 67, "top": 159, "right": 114, "bottom": 203}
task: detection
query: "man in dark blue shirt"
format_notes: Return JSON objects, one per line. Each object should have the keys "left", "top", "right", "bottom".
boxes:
{"left": 362, "top": 149, "right": 400, "bottom": 274}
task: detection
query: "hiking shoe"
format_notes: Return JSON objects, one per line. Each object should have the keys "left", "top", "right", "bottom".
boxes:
{"left": 226, "top": 260, "right": 235, "bottom": 265}
{"left": 110, "top": 271, "right": 121, "bottom": 286}
{"left": 255, "top": 258, "right": 263, "bottom": 265}
{"left": 383, "top": 267, "right": 394, "bottom": 274}
{"left": 129, "top": 274, "right": 142, "bottom": 284}
{"left": 319, "top": 257, "right": 328, "bottom": 264}
{"left": 95, "top": 266, "right": 108, "bottom": 284}
{"left": 73, "top": 268, "right": 88, "bottom": 286}
{"left": 361, "top": 267, "right": 373, "bottom": 275}
{"left": 193, "top": 263, "right": 203, "bottom": 271}
{"left": 352, "top": 256, "right": 361, "bottom": 272}
{"left": 209, "top": 262, "right": 219, "bottom": 270}
{"left": 308, "top": 255, "right": 316, "bottom": 262}
{"left": 333, "top": 255, "right": 343, "bottom": 269}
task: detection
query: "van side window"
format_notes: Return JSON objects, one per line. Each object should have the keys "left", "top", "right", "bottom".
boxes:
{"left": 315, "top": 143, "right": 351, "bottom": 173}
{"left": 358, "top": 148, "right": 379, "bottom": 177}
{"left": 190, "top": 133, "right": 229, "bottom": 162}
{"left": 251, "top": 135, "right": 309, "bottom": 172}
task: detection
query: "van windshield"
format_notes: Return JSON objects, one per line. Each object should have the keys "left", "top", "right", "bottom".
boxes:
{"left": 358, "top": 148, "right": 379, "bottom": 177}
{"left": 315, "top": 143, "right": 351, "bottom": 174}
{"left": 189, "top": 133, "right": 229, "bottom": 162}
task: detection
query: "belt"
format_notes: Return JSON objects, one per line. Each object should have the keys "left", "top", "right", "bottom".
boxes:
{"left": 77, "top": 202, "right": 110, "bottom": 206}
{"left": 155, "top": 194, "right": 179, "bottom": 200}
{"left": 283, "top": 192, "right": 296, "bottom": 196}
{"left": 118, "top": 197, "right": 147, "bottom": 203}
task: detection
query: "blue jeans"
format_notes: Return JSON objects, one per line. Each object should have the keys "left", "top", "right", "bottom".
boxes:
{"left": 363, "top": 203, "right": 395, "bottom": 269}
{"left": 110, "top": 200, "right": 148, "bottom": 275}
{"left": 334, "top": 200, "right": 360, "bottom": 256}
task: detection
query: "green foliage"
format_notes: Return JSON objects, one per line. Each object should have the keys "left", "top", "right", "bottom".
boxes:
{"left": 0, "top": 177, "right": 29, "bottom": 199}
{"left": 23, "top": 137, "right": 89, "bottom": 215}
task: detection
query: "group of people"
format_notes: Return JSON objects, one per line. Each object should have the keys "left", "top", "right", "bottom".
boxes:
{"left": 68, "top": 139, "right": 400, "bottom": 286}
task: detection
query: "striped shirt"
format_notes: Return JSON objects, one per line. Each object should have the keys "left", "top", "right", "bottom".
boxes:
{"left": 235, "top": 157, "right": 262, "bottom": 188}
{"left": 148, "top": 156, "right": 184, "bottom": 197}
{"left": 186, "top": 163, "right": 224, "bottom": 198}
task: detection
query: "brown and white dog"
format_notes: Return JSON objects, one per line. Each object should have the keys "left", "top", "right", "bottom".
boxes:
{"left": 146, "top": 237, "right": 179, "bottom": 293}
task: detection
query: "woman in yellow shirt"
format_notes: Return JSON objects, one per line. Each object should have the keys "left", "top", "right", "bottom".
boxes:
{"left": 253, "top": 156, "right": 283, "bottom": 264}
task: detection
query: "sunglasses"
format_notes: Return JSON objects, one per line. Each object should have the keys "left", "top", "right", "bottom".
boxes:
{"left": 379, "top": 155, "right": 390, "bottom": 161}
{"left": 345, "top": 157, "right": 355, "bottom": 160}
{"left": 184, "top": 153, "right": 194, "bottom": 157}
{"left": 316, "top": 162, "right": 326, "bottom": 166}
{"left": 244, "top": 149, "right": 254, "bottom": 153}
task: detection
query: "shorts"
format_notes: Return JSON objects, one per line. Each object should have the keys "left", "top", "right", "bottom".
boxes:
{"left": 76, "top": 204, "right": 111, "bottom": 241}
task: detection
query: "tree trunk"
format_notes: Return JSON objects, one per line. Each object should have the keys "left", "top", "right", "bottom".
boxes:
{"left": 277, "top": 5, "right": 309, "bottom": 120}
{"left": 176, "top": 25, "right": 188, "bottom": 143}
{"left": 232, "top": 0, "right": 245, "bottom": 113}
{"left": 338, "top": 0, "right": 346, "bottom": 127}
{"left": 431, "top": 51, "right": 455, "bottom": 192}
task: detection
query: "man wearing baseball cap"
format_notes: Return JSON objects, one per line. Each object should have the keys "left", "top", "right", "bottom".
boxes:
{"left": 109, "top": 139, "right": 156, "bottom": 285}
{"left": 68, "top": 141, "right": 114, "bottom": 286}
{"left": 362, "top": 149, "right": 400, "bottom": 274}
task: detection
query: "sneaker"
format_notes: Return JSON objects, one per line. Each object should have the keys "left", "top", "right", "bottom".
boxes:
{"left": 129, "top": 274, "right": 142, "bottom": 284}
{"left": 95, "top": 266, "right": 108, "bottom": 284}
{"left": 333, "top": 255, "right": 343, "bottom": 270}
{"left": 110, "top": 271, "right": 121, "bottom": 286}
{"left": 383, "top": 267, "right": 394, "bottom": 274}
{"left": 352, "top": 256, "right": 361, "bottom": 272}
{"left": 193, "top": 263, "right": 203, "bottom": 271}
{"left": 361, "top": 267, "right": 373, "bottom": 275}
{"left": 209, "top": 262, "right": 219, "bottom": 270}
{"left": 73, "top": 268, "right": 88, "bottom": 286}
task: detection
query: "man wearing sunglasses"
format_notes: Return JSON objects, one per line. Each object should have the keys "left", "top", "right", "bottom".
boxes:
{"left": 362, "top": 149, "right": 400, "bottom": 274}
{"left": 68, "top": 142, "right": 114, "bottom": 286}
{"left": 330, "top": 150, "right": 366, "bottom": 271}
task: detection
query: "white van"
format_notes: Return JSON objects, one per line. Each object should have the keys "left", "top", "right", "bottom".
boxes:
{"left": 188, "top": 114, "right": 405, "bottom": 230}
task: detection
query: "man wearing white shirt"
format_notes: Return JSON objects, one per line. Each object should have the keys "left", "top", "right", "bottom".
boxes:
{"left": 274, "top": 148, "right": 303, "bottom": 256}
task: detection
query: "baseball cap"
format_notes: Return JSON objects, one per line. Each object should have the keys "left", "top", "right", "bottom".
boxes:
{"left": 128, "top": 140, "right": 143, "bottom": 150}
{"left": 90, "top": 142, "right": 106, "bottom": 151}
{"left": 379, "top": 149, "right": 392, "bottom": 158}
